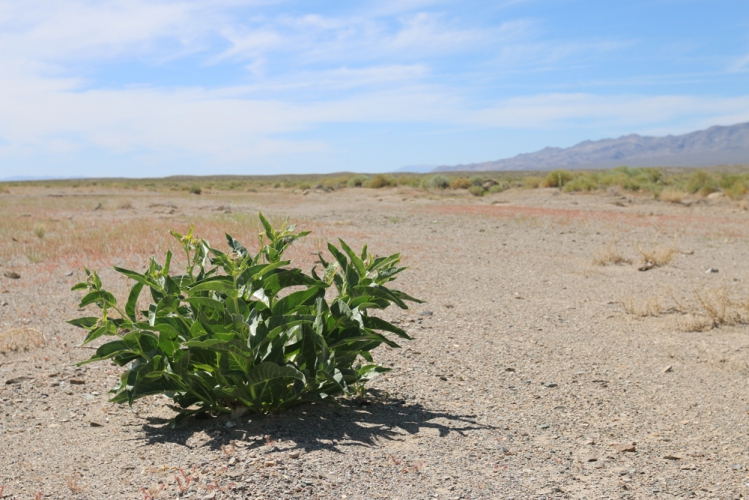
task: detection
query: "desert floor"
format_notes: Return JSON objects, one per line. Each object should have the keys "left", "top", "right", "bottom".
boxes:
{"left": 1, "top": 185, "right": 749, "bottom": 499}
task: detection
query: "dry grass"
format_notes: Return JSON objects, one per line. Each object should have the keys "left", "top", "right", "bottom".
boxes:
{"left": 0, "top": 198, "right": 331, "bottom": 268}
{"left": 693, "top": 287, "right": 749, "bottom": 328}
{"left": 593, "top": 241, "right": 632, "bottom": 266}
{"left": 621, "top": 295, "right": 664, "bottom": 317}
{"left": 621, "top": 285, "right": 749, "bottom": 332}
{"left": 0, "top": 327, "right": 46, "bottom": 354}
{"left": 636, "top": 243, "right": 676, "bottom": 269}
{"left": 658, "top": 187, "right": 688, "bottom": 203}
{"left": 66, "top": 474, "right": 85, "bottom": 494}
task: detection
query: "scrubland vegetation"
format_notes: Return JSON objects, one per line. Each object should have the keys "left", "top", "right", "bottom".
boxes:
{"left": 3, "top": 165, "right": 748, "bottom": 201}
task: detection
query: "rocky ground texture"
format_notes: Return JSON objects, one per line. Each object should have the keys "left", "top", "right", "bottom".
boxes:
{"left": 1, "top": 185, "right": 749, "bottom": 499}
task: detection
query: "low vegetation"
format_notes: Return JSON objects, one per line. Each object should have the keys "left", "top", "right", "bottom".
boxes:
{"left": 1, "top": 166, "right": 747, "bottom": 205}
{"left": 68, "top": 214, "right": 422, "bottom": 426}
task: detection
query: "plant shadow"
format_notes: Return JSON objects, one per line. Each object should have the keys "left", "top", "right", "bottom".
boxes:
{"left": 139, "top": 394, "right": 492, "bottom": 454}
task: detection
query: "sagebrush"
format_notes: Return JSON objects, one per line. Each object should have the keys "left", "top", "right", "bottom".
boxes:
{"left": 69, "top": 214, "right": 422, "bottom": 426}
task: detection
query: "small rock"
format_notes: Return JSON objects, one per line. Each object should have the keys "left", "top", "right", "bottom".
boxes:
{"left": 505, "top": 368, "right": 516, "bottom": 372}
{"left": 663, "top": 455, "right": 682, "bottom": 460}
{"left": 544, "top": 382, "right": 558, "bottom": 388}
{"left": 65, "top": 271, "right": 74, "bottom": 277}
{"left": 228, "top": 457, "right": 236, "bottom": 465}
{"left": 609, "top": 443, "right": 636, "bottom": 453}
{"left": 705, "top": 268, "right": 719, "bottom": 273}
{"left": 586, "top": 456, "right": 598, "bottom": 462}
{"left": 730, "top": 464, "right": 743, "bottom": 470}
{"left": 202, "top": 493, "right": 216, "bottom": 500}
{"left": 69, "top": 379, "right": 85, "bottom": 385}
{"left": 537, "top": 424, "right": 550, "bottom": 430}
{"left": 89, "top": 421, "right": 104, "bottom": 427}
{"left": 420, "top": 311, "right": 434, "bottom": 316}
{"left": 3, "top": 271, "right": 20, "bottom": 279}
{"left": 1, "top": 301, "right": 7, "bottom": 306}
{"left": 289, "top": 452, "right": 300, "bottom": 459}
{"left": 663, "top": 365, "right": 673, "bottom": 373}
{"left": 5, "top": 376, "right": 31, "bottom": 385}
{"left": 638, "top": 260, "right": 654, "bottom": 271}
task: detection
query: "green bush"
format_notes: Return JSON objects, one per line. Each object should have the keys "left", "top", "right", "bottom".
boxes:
{"left": 469, "top": 176, "right": 484, "bottom": 186}
{"left": 347, "top": 175, "right": 369, "bottom": 187}
{"left": 367, "top": 174, "right": 393, "bottom": 189}
{"left": 685, "top": 170, "right": 717, "bottom": 195}
{"left": 564, "top": 175, "right": 598, "bottom": 192}
{"left": 468, "top": 185, "right": 485, "bottom": 197}
{"left": 423, "top": 175, "right": 450, "bottom": 190}
{"left": 524, "top": 176, "right": 543, "bottom": 189}
{"left": 69, "top": 215, "right": 422, "bottom": 427}
{"left": 189, "top": 185, "right": 201, "bottom": 195}
{"left": 487, "top": 184, "right": 505, "bottom": 194}
{"left": 298, "top": 182, "right": 311, "bottom": 190}
{"left": 542, "top": 170, "right": 573, "bottom": 188}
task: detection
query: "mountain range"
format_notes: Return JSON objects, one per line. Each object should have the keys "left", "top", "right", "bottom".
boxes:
{"left": 435, "top": 122, "right": 749, "bottom": 172}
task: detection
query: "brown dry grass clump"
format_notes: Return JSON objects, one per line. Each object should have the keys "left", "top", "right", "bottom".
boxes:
{"left": 593, "top": 241, "right": 632, "bottom": 266}
{"left": 0, "top": 327, "right": 46, "bottom": 353}
{"left": 658, "top": 188, "right": 688, "bottom": 203}
{"left": 621, "top": 295, "right": 663, "bottom": 317}
{"left": 636, "top": 244, "right": 676, "bottom": 270}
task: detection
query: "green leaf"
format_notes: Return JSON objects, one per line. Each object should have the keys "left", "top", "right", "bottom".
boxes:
{"left": 67, "top": 317, "right": 99, "bottom": 329}
{"left": 338, "top": 239, "right": 366, "bottom": 278}
{"left": 125, "top": 281, "right": 144, "bottom": 321}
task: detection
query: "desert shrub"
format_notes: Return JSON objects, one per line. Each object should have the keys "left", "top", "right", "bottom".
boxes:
{"left": 347, "top": 175, "right": 368, "bottom": 187}
{"left": 449, "top": 178, "right": 473, "bottom": 190}
{"left": 658, "top": 187, "right": 687, "bottom": 203}
{"left": 422, "top": 175, "right": 450, "bottom": 190}
{"left": 0, "top": 183, "right": 9, "bottom": 194}
{"left": 189, "top": 185, "right": 202, "bottom": 195}
{"left": 470, "top": 176, "right": 484, "bottom": 186}
{"left": 523, "top": 176, "right": 543, "bottom": 189}
{"left": 542, "top": 170, "right": 573, "bottom": 188}
{"left": 33, "top": 223, "right": 46, "bottom": 239}
{"left": 487, "top": 184, "right": 505, "bottom": 194}
{"left": 564, "top": 175, "right": 598, "bottom": 192}
{"left": 394, "top": 175, "right": 421, "bottom": 188}
{"left": 720, "top": 174, "right": 749, "bottom": 199}
{"left": 69, "top": 215, "right": 421, "bottom": 426}
{"left": 298, "top": 182, "right": 311, "bottom": 190}
{"left": 468, "top": 186, "right": 485, "bottom": 197}
{"left": 685, "top": 170, "right": 717, "bottom": 195}
{"left": 367, "top": 174, "right": 393, "bottom": 189}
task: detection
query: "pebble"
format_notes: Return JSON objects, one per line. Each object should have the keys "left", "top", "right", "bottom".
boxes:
{"left": 609, "top": 443, "right": 637, "bottom": 453}
{"left": 3, "top": 271, "right": 20, "bottom": 279}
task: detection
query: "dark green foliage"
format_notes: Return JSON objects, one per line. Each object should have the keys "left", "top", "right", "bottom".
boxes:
{"left": 69, "top": 214, "right": 422, "bottom": 427}
{"left": 188, "top": 185, "right": 201, "bottom": 195}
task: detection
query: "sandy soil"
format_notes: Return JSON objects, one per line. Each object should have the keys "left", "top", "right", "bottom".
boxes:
{"left": 1, "top": 185, "right": 749, "bottom": 499}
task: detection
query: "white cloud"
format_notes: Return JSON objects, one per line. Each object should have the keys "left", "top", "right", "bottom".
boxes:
{"left": 730, "top": 53, "right": 749, "bottom": 73}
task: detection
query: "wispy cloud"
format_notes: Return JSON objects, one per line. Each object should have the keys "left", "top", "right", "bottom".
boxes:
{"left": 0, "top": 0, "right": 746, "bottom": 176}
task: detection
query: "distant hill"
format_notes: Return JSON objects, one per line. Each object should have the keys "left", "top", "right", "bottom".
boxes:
{"left": 435, "top": 122, "right": 749, "bottom": 172}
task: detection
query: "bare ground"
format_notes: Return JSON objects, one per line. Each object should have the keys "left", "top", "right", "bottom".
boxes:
{"left": 1, "top": 185, "right": 749, "bottom": 499}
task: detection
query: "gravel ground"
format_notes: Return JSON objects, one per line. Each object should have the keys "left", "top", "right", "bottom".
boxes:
{"left": 2, "top": 185, "right": 749, "bottom": 499}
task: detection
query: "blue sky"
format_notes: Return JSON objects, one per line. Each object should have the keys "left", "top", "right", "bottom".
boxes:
{"left": 1, "top": 0, "right": 748, "bottom": 178}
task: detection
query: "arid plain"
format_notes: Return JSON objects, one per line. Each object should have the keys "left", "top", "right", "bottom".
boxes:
{"left": 2, "top": 183, "right": 749, "bottom": 499}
